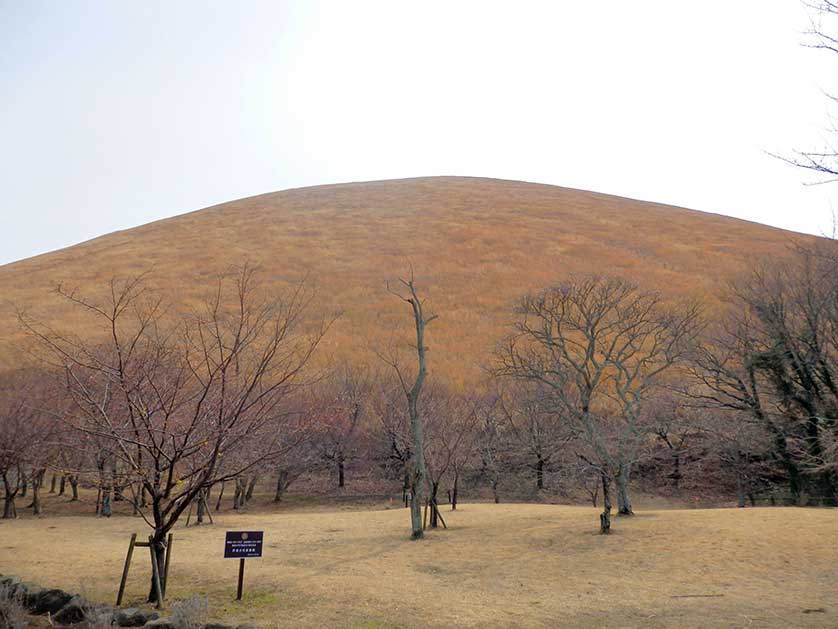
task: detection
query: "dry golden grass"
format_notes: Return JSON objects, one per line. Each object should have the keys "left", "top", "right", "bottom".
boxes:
{"left": 0, "top": 177, "right": 821, "bottom": 383}
{"left": 1, "top": 491, "right": 836, "bottom": 628}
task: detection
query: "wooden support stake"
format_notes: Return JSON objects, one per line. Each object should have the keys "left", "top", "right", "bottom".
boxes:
{"left": 435, "top": 502, "right": 447, "bottom": 529}
{"left": 162, "top": 533, "right": 173, "bottom": 598}
{"left": 236, "top": 558, "right": 245, "bottom": 601}
{"left": 203, "top": 494, "right": 214, "bottom": 524}
{"left": 116, "top": 533, "right": 137, "bottom": 606}
{"left": 148, "top": 536, "right": 164, "bottom": 609}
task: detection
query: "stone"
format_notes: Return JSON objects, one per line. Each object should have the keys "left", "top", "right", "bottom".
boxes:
{"left": 53, "top": 595, "right": 88, "bottom": 624}
{"left": 31, "top": 588, "right": 74, "bottom": 615}
{"left": 22, "top": 583, "right": 46, "bottom": 610}
{"left": 115, "top": 607, "right": 160, "bottom": 627}
{"left": 143, "top": 617, "right": 176, "bottom": 629}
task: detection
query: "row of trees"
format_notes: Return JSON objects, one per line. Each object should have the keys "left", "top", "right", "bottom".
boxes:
{"left": 1, "top": 240, "right": 836, "bottom": 595}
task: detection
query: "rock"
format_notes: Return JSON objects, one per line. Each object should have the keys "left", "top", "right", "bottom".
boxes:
{"left": 115, "top": 607, "right": 160, "bottom": 627}
{"left": 31, "top": 588, "right": 74, "bottom": 615}
{"left": 54, "top": 595, "right": 88, "bottom": 624}
{"left": 143, "top": 617, "right": 176, "bottom": 629}
{"left": 22, "top": 583, "right": 45, "bottom": 609}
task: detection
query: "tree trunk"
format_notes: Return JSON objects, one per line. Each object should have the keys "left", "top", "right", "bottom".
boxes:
{"left": 100, "top": 466, "right": 113, "bottom": 517}
{"left": 616, "top": 462, "right": 633, "bottom": 516}
{"left": 491, "top": 477, "right": 500, "bottom": 504}
{"left": 409, "top": 477, "right": 423, "bottom": 539}
{"left": 451, "top": 470, "right": 459, "bottom": 511}
{"left": 196, "top": 489, "right": 206, "bottom": 524}
{"left": 736, "top": 451, "right": 747, "bottom": 507}
{"left": 233, "top": 477, "right": 246, "bottom": 510}
{"left": 146, "top": 534, "right": 167, "bottom": 605}
{"left": 2, "top": 473, "right": 18, "bottom": 519}
{"left": 69, "top": 476, "right": 79, "bottom": 501}
{"left": 32, "top": 469, "right": 45, "bottom": 515}
{"left": 19, "top": 469, "right": 28, "bottom": 498}
{"left": 337, "top": 454, "right": 345, "bottom": 489}
{"left": 59, "top": 474, "right": 66, "bottom": 496}
{"left": 599, "top": 472, "right": 612, "bottom": 534}
{"left": 274, "top": 468, "right": 288, "bottom": 502}
{"left": 215, "top": 481, "right": 225, "bottom": 511}
{"left": 245, "top": 475, "right": 258, "bottom": 503}
{"left": 535, "top": 457, "right": 545, "bottom": 490}
{"left": 429, "top": 482, "right": 439, "bottom": 528}
{"left": 49, "top": 474, "right": 56, "bottom": 493}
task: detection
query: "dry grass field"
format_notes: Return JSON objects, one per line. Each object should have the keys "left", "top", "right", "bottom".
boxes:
{"left": 1, "top": 493, "right": 836, "bottom": 628}
{"left": 0, "top": 177, "right": 821, "bottom": 383}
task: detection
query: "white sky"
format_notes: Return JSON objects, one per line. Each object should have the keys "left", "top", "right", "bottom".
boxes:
{"left": 1, "top": 0, "right": 836, "bottom": 265}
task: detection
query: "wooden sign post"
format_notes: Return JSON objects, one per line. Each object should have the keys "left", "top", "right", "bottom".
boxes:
{"left": 224, "top": 531, "right": 263, "bottom": 601}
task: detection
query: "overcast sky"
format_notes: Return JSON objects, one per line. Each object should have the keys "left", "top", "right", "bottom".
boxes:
{"left": 1, "top": 1, "right": 836, "bottom": 265}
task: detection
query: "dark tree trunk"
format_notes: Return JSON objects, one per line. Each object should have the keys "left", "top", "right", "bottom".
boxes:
{"left": 671, "top": 450, "right": 682, "bottom": 490}
{"left": 451, "top": 470, "right": 459, "bottom": 511}
{"left": 196, "top": 489, "right": 206, "bottom": 524}
{"left": 58, "top": 474, "right": 66, "bottom": 496}
{"left": 599, "top": 472, "right": 612, "bottom": 534}
{"left": 403, "top": 468, "right": 410, "bottom": 508}
{"left": 429, "top": 482, "right": 440, "bottom": 528}
{"left": 736, "top": 470, "right": 746, "bottom": 508}
{"left": 535, "top": 457, "right": 545, "bottom": 490}
{"left": 491, "top": 477, "right": 500, "bottom": 504}
{"left": 19, "top": 469, "right": 28, "bottom": 498}
{"left": 2, "top": 494, "right": 15, "bottom": 519}
{"left": 337, "top": 454, "right": 345, "bottom": 489}
{"left": 69, "top": 476, "right": 79, "bottom": 501}
{"left": 49, "top": 474, "right": 56, "bottom": 493}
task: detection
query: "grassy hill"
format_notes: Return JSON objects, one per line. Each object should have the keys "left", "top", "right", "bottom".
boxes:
{"left": 0, "top": 176, "right": 817, "bottom": 382}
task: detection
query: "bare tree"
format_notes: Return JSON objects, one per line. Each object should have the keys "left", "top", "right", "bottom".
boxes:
{"left": 496, "top": 275, "right": 701, "bottom": 533}
{"left": 0, "top": 370, "right": 53, "bottom": 519}
{"left": 774, "top": 2, "right": 838, "bottom": 180}
{"left": 22, "top": 266, "right": 327, "bottom": 602}
{"left": 686, "top": 242, "right": 838, "bottom": 504}
{"left": 310, "top": 363, "right": 369, "bottom": 489}
{"left": 380, "top": 272, "right": 437, "bottom": 540}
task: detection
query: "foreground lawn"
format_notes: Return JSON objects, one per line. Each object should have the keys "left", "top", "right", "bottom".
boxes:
{"left": 1, "top": 499, "right": 836, "bottom": 628}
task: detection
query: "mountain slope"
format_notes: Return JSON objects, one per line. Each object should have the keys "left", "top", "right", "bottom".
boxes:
{"left": 0, "top": 177, "right": 816, "bottom": 382}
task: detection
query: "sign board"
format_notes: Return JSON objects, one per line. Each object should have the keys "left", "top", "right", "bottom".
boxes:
{"left": 224, "top": 531, "right": 263, "bottom": 559}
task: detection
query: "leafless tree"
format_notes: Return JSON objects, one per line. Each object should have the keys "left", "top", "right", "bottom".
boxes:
{"left": 0, "top": 370, "right": 54, "bottom": 518}
{"left": 773, "top": 2, "right": 838, "bottom": 181}
{"left": 686, "top": 242, "right": 838, "bottom": 503}
{"left": 21, "top": 266, "right": 327, "bottom": 602}
{"left": 496, "top": 275, "right": 701, "bottom": 533}
{"left": 380, "top": 272, "right": 437, "bottom": 540}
